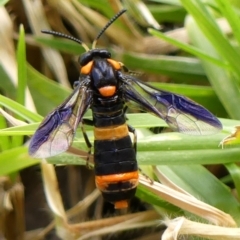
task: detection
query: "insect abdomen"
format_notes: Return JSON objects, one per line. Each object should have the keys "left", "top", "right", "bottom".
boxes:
{"left": 93, "top": 105, "right": 138, "bottom": 209}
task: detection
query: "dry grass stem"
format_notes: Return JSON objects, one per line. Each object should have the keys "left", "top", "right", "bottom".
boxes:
{"left": 163, "top": 217, "right": 240, "bottom": 240}
{"left": 0, "top": 177, "right": 24, "bottom": 240}
{"left": 139, "top": 175, "right": 237, "bottom": 227}
{"left": 22, "top": 0, "right": 70, "bottom": 87}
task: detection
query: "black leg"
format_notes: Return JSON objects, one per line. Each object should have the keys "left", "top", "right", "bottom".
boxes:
{"left": 128, "top": 124, "right": 137, "bottom": 153}
{"left": 82, "top": 118, "right": 94, "bottom": 126}
{"left": 138, "top": 167, "right": 154, "bottom": 184}
{"left": 81, "top": 121, "right": 93, "bottom": 169}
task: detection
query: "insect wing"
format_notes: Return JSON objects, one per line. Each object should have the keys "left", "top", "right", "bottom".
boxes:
{"left": 29, "top": 83, "right": 92, "bottom": 158}
{"left": 122, "top": 76, "right": 222, "bottom": 135}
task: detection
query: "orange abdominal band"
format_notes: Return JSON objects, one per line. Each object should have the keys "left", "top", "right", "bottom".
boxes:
{"left": 95, "top": 171, "right": 139, "bottom": 192}
{"left": 94, "top": 124, "right": 128, "bottom": 140}
{"left": 114, "top": 200, "right": 128, "bottom": 209}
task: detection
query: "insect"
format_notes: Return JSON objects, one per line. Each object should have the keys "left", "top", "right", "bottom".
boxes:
{"left": 29, "top": 9, "right": 222, "bottom": 209}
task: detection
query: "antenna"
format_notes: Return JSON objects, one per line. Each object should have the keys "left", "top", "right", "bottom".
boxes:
{"left": 92, "top": 9, "right": 127, "bottom": 49}
{"left": 41, "top": 30, "right": 90, "bottom": 52}
{"left": 41, "top": 9, "right": 127, "bottom": 52}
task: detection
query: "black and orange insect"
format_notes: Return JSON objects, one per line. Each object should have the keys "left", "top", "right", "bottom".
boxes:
{"left": 29, "top": 9, "right": 222, "bottom": 209}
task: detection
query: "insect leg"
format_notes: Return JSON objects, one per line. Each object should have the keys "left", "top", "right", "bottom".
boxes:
{"left": 81, "top": 120, "right": 93, "bottom": 168}
{"left": 128, "top": 123, "right": 153, "bottom": 184}
{"left": 82, "top": 118, "right": 94, "bottom": 126}
{"left": 119, "top": 62, "right": 129, "bottom": 72}
{"left": 123, "top": 105, "right": 128, "bottom": 120}
{"left": 128, "top": 124, "right": 137, "bottom": 153}
{"left": 139, "top": 168, "right": 154, "bottom": 184}
{"left": 73, "top": 80, "right": 79, "bottom": 89}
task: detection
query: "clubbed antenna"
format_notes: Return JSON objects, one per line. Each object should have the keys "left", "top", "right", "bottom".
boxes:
{"left": 92, "top": 9, "right": 127, "bottom": 49}
{"left": 41, "top": 30, "right": 90, "bottom": 52}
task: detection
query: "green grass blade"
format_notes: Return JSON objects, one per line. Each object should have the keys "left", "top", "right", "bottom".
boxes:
{"left": 225, "top": 163, "right": 240, "bottom": 200}
{"left": 136, "top": 185, "right": 181, "bottom": 212}
{"left": 148, "top": 28, "right": 230, "bottom": 69}
{"left": 0, "top": 116, "right": 11, "bottom": 151}
{"left": 181, "top": 0, "right": 240, "bottom": 81}
{"left": 0, "top": 94, "right": 42, "bottom": 122}
{"left": 0, "top": 123, "right": 39, "bottom": 136}
{"left": 79, "top": 0, "right": 115, "bottom": 19}
{"left": 186, "top": 16, "right": 240, "bottom": 119}
{"left": 27, "top": 64, "right": 71, "bottom": 115}
{"left": 35, "top": 37, "right": 84, "bottom": 55}
{"left": 0, "top": 0, "right": 9, "bottom": 6}
{"left": 0, "top": 65, "right": 16, "bottom": 99}
{"left": 149, "top": 4, "right": 186, "bottom": 23}
{"left": 0, "top": 147, "right": 39, "bottom": 176}
{"left": 13, "top": 24, "right": 27, "bottom": 147}
{"left": 156, "top": 165, "right": 240, "bottom": 223}
{"left": 216, "top": 0, "right": 240, "bottom": 46}
{"left": 121, "top": 51, "right": 208, "bottom": 82}
{"left": 137, "top": 148, "right": 240, "bottom": 165}
{"left": 17, "top": 25, "right": 27, "bottom": 107}
{"left": 150, "top": 0, "right": 181, "bottom": 6}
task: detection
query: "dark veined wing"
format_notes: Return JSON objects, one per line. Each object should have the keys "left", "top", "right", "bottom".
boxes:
{"left": 29, "top": 80, "right": 92, "bottom": 158}
{"left": 121, "top": 76, "right": 222, "bottom": 135}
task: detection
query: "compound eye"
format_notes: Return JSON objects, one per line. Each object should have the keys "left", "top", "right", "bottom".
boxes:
{"left": 80, "top": 61, "right": 93, "bottom": 75}
{"left": 107, "top": 59, "right": 121, "bottom": 70}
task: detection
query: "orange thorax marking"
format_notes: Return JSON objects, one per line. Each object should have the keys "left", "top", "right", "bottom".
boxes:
{"left": 99, "top": 86, "right": 116, "bottom": 97}
{"left": 80, "top": 61, "right": 93, "bottom": 74}
{"left": 107, "top": 58, "right": 121, "bottom": 70}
